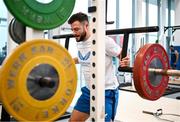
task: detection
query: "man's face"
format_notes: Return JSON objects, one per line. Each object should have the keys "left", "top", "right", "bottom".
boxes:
{"left": 170, "top": 47, "right": 174, "bottom": 51}
{"left": 71, "top": 21, "right": 87, "bottom": 42}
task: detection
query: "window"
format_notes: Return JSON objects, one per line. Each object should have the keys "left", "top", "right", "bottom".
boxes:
{"left": 119, "top": 0, "right": 132, "bottom": 28}
{"left": 149, "top": 0, "right": 158, "bottom": 43}
{"left": 0, "top": 1, "right": 8, "bottom": 64}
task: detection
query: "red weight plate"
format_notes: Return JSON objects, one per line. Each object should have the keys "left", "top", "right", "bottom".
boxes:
{"left": 133, "top": 44, "right": 169, "bottom": 100}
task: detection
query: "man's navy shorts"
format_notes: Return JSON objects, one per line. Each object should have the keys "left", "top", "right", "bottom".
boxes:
{"left": 74, "top": 87, "right": 119, "bottom": 122}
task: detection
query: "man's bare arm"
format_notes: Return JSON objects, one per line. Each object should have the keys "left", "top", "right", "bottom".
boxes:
{"left": 175, "top": 50, "right": 179, "bottom": 64}
{"left": 73, "top": 57, "right": 79, "bottom": 64}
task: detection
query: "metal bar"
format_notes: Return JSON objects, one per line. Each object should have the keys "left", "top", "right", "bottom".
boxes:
{"left": 148, "top": 68, "right": 180, "bottom": 76}
{"left": 53, "top": 34, "right": 74, "bottom": 39}
{"left": 164, "top": 25, "right": 180, "bottom": 28}
{"left": 28, "top": 76, "right": 56, "bottom": 88}
{"left": 142, "top": 110, "right": 154, "bottom": 115}
{"left": 106, "top": 26, "right": 159, "bottom": 35}
{"left": 118, "top": 66, "right": 180, "bottom": 77}
{"left": 65, "top": 37, "right": 70, "bottom": 50}
{"left": 164, "top": 25, "right": 180, "bottom": 33}
{"left": 118, "top": 67, "right": 133, "bottom": 72}
{"left": 121, "top": 33, "right": 129, "bottom": 59}
{"left": 52, "top": 26, "right": 159, "bottom": 39}
{"left": 105, "top": 0, "right": 114, "bottom": 24}
{"left": 142, "top": 109, "right": 175, "bottom": 122}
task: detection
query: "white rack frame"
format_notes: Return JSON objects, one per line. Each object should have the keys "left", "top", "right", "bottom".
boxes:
{"left": 89, "top": 0, "right": 106, "bottom": 121}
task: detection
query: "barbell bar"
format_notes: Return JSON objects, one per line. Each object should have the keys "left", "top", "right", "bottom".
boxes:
{"left": 119, "top": 67, "right": 180, "bottom": 76}
{"left": 27, "top": 75, "right": 56, "bottom": 88}
{"left": 148, "top": 68, "right": 180, "bottom": 76}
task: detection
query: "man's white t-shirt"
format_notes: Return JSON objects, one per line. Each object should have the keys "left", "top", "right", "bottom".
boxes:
{"left": 77, "top": 36, "right": 121, "bottom": 90}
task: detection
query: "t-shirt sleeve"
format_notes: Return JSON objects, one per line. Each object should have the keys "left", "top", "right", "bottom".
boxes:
{"left": 105, "top": 36, "right": 121, "bottom": 57}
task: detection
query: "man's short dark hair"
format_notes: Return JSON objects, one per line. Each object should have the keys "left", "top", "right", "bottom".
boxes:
{"left": 170, "top": 45, "right": 174, "bottom": 48}
{"left": 68, "top": 12, "right": 89, "bottom": 24}
{"left": 170, "top": 45, "right": 175, "bottom": 50}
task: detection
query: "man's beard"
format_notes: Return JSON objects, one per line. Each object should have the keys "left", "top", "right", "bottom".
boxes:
{"left": 76, "top": 31, "right": 86, "bottom": 42}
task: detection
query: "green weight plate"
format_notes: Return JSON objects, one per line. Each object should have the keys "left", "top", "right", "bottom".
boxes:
{"left": 4, "top": 0, "right": 75, "bottom": 30}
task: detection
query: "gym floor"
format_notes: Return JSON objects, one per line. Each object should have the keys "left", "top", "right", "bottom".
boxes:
{"left": 0, "top": 79, "right": 179, "bottom": 122}
{"left": 58, "top": 89, "right": 180, "bottom": 122}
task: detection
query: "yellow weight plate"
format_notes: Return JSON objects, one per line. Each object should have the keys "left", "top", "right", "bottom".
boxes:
{"left": 0, "top": 39, "right": 77, "bottom": 121}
